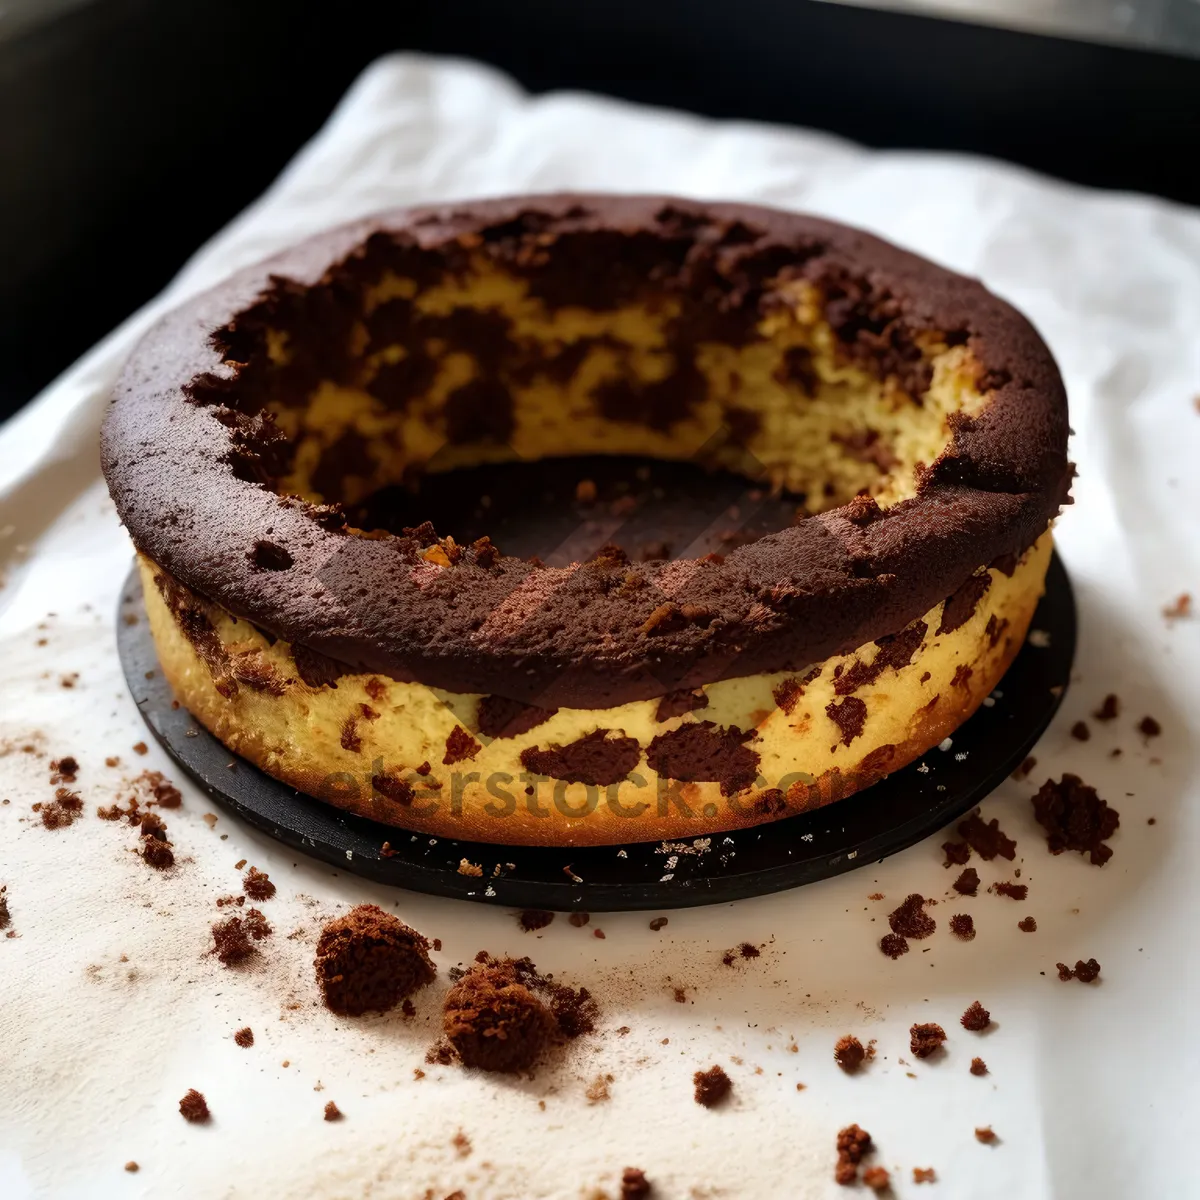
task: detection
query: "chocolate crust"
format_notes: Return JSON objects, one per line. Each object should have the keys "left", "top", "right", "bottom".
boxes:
{"left": 102, "top": 194, "right": 1070, "bottom": 709}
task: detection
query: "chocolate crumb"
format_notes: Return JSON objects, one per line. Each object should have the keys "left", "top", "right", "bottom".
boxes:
{"left": 888, "top": 894, "right": 936, "bottom": 939}
{"left": 1138, "top": 716, "right": 1162, "bottom": 739}
{"left": 953, "top": 868, "right": 980, "bottom": 896}
{"left": 649, "top": 917, "right": 668, "bottom": 931}
{"left": 519, "top": 910, "right": 555, "bottom": 932}
{"left": 1018, "top": 917, "right": 1037, "bottom": 932}
{"left": 992, "top": 881, "right": 1028, "bottom": 901}
{"left": 1093, "top": 694, "right": 1119, "bottom": 722}
{"left": 243, "top": 867, "right": 276, "bottom": 900}
{"left": 1163, "top": 593, "right": 1192, "bottom": 621}
{"left": 234, "top": 1027, "right": 254, "bottom": 1047}
{"left": 975, "top": 1126, "right": 997, "bottom": 1144}
{"left": 862, "top": 1166, "right": 890, "bottom": 1192}
{"left": 1070, "top": 720, "right": 1090, "bottom": 741}
{"left": 942, "top": 840, "right": 971, "bottom": 867}
{"left": 1012, "top": 755, "right": 1037, "bottom": 780}
{"left": 211, "top": 911, "right": 270, "bottom": 966}
{"left": 323, "top": 1101, "right": 342, "bottom": 1121}
{"left": 1057, "top": 958, "right": 1102, "bottom": 983}
{"left": 693, "top": 1065, "right": 732, "bottom": 1107}
{"left": 949, "top": 914, "right": 975, "bottom": 941}
{"left": 140, "top": 834, "right": 174, "bottom": 870}
{"left": 1031, "top": 774, "right": 1119, "bottom": 865}
{"left": 124, "top": 1162, "right": 138, "bottom": 1173}
{"left": 569, "top": 912, "right": 591, "bottom": 927}
{"left": 0, "top": 885, "right": 10, "bottom": 931}
{"left": 961, "top": 1001, "right": 991, "bottom": 1031}
{"left": 443, "top": 726, "right": 482, "bottom": 765}
{"left": 133, "top": 742, "right": 148, "bottom": 755}
{"left": 315, "top": 905, "right": 435, "bottom": 1016}
{"left": 910, "top": 1023, "right": 946, "bottom": 1059}
{"left": 621, "top": 1167, "right": 652, "bottom": 1199}
{"left": 179, "top": 1089, "right": 210, "bottom": 1123}
{"left": 834, "top": 1035, "right": 867, "bottom": 1073}
{"left": 957, "top": 813, "right": 1016, "bottom": 860}
{"left": 443, "top": 957, "right": 554, "bottom": 1072}
{"left": 970, "top": 1056, "right": 988, "bottom": 1076}
{"left": 880, "top": 933, "right": 909, "bottom": 959}
{"left": 913, "top": 1167, "right": 937, "bottom": 1183}
{"left": 835, "top": 1124, "right": 872, "bottom": 1185}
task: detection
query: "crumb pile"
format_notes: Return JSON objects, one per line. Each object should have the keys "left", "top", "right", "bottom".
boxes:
{"left": 1031, "top": 774, "right": 1120, "bottom": 865}
{"left": 314, "top": 904, "right": 436, "bottom": 1016}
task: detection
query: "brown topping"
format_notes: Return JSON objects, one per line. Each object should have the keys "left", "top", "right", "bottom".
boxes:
{"left": 371, "top": 772, "right": 414, "bottom": 806}
{"left": 938, "top": 572, "right": 991, "bottom": 635}
{"left": 910, "top": 1023, "right": 946, "bottom": 1059}
{"left": 975, "top": 1126, "right": 997, "bottom": 1144}
{"left": 960, "top": 1001, "right": 991, "bottom": 1031}
{"left": 834, "top": 1035, "right": 868, "bottom": 1073}
{"left": 952, "top": 664, "right": 974, "bottom": 689}
{"left": 211, "top": 909, "right": 271, "bottom": 965}
{"left": 835, "top": 1124, "right": 873, "bottom": 1185}
{"left": 1057, "top": 958, "right": 1101, "bottom": 983}
{"left": 654, "top": 688, "right": 710, "bottom": 723}
{"left": 243, "top": 866, "right": 276, "bottom": 900}
{"left": 957, "top": 813, "right": 1016, "bottom": 860}
{"left": 693, "top": 1065, "right": 732, "bottom": 1108}
{"left": 443, "top": 957, "right": 554, "bottom": 1072}
{"left": 1093, "top": 694, "right": 1119, "bottom": 722}
{"left": 234, "top": 1027, "right": 254, "bottom": 1047}
{"left": 888, "top": 893, "right": 935, "bottom": 939}
{"left": 862, "top": 1166, "right": 890, "bottom": 1192}
{"left": 621, "top": 1167, "right": 652, "bottom": 1199}
{"left": 1018, "top": 916, "right": 1037, "bottom": 932}
{"left": 949, "top": 913, "right": 975, "bottom": 941}
{"left": 880, "top": 933, "right": 909, "bottom": 959}
{"left": 314, "top": 905, "right": 435, "bottom": 1016}
{"left": 1139, "top": 715, "right": 1162, "bottom": 739}
{"left": 953, "top": 868, "right": 980, "bottom": 896}
{"left": 1069, "top": 720, "right": 1090, "bottom": 741}
{"left": 443, "top": 726, "right": 481, "bottom": 765}
{"left": 942, "top": 840, "right": 970, "bottom": 867}
{"left": 1031, "top": 774, "right": 1119, "bottom": 865}
{"left": 991, "top": 881, "right": 1028, "bottom": 900}
{"left": 646, "top": 721, "right": 759, "bottom": 796}
{"left": 772, "top": 678, "right": 805, "bottom": 714}
{"left": 179, "top": 1089, "right": 210, "bottom": 1123}
{"left": 477, "top": 695, "right": 558, "bottom": 739}
{"left": 970, "top": 1057, "right": 988, "bottom": 1076}
{"left": 826, "top": 697, "right": 867, "bottom": 746}
{"left": 522, "top": 730, "right": 641, "bottom": 787}
{"left": 518, "top": 910, "right": 555, "bottom": 932}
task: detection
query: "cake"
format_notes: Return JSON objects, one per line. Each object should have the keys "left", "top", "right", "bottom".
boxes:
{"left": 101, "top": 195, "right": 1071, "bottom": 846}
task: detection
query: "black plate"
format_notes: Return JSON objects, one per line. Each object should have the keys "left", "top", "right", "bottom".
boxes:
{"left": 117, "top": 554, "right": 1075, "bottom": 911}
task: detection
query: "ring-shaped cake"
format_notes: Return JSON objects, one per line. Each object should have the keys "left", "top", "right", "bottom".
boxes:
{"left": 102, "top": 195, "right": 1071, "bottom": 846}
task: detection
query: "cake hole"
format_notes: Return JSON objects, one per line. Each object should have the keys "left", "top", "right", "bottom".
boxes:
{"left": 250, "top": 540, "right": 294, "bottom": 571}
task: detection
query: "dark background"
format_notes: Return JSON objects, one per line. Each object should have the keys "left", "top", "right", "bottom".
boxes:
{"left": 3, "top": 0, "right": 1198, "bottom": 418}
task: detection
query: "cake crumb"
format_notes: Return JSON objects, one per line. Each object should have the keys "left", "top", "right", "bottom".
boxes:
{"left": 124, "top": 1161, "right": 139, "bottom": 1173}
{"left": 518, "top": 910, "right": 555, "bottom": 932}
{"left": 1070, "top": 720, "right": 1090, "bottom": 741}
{"left": 132, "top": 742, "right": 148, "bottom": 755}
{"left": 888, "top": 894, "right": 935, "bottom": 939}
{"left": 949, "top": 913, "right": 975, "bottom": 941}
{"left": 975, "top": 1126, "right": 998, "bottom": 1144}
{"left": 649, "top": 917, "right": 668, "bottom": 931}
{"left": 1011, "top": 755, "right": 1037, "bottom": 780}
{"left": 957, "top": 813, "right": 1016, "bottom": 860}
{"left": 880, "top": 932, "right": 909, "bottom": 959}
{"left": 970, "top": 1055, "right": 988, "bottom": 1075}
{"left": 992, "top": 881, "right": 1028, "bottom": 901}
{"left": 211, "top": 910, "right": 271, "bottom": 965}
{"left": 1138, "top": 715, "right": 1162, "bottom": 739}
{"left": 910, "top": 1023, "right": 947, "bottom": 1058}
{"left": 834, "top": 1035, "right": 868, "bottom": 1073}
{"left": 443, "top": 956, "right": 555, "bottom": 1073}
{"left": 913, "top": 1167, "right": 937, "bottom": 1183}
{"left": 621, "top": 1167, "right": 652, "bottom": 1199}
{"left": 1032, "top": 774, "right": 1119, "bottom": 865}
{"left": 234, "top": 1027, "right": 254, "bottom": 1047}
{"left": 693, "top": 1065, "right": 732, "bottom": 1108}
{"left": 961, "top": 1001, "right": 991, "bottom": 1031}
{"left": 1163, "top": 593, "right": 1192, "bottom": 621}
{"left": 570, "top": 912, "right": 591, "bottom": 927}
{"left": 941, "top": 840, "right": 970, "bottom": 867}
{"left": 243, "top": 867, "right": 276, "bottom": 900}
{"left": 323, "top": 1101, "right": 342, "bottom": 1122}
{"left": 952, "top": 867, "right": 980, "bottom": 896}
{"left": 1018, "top": 916, "right": 1037, "bottom": 932}
{"left": 862, "top": 1166, "right": 890, "bottom": 1192}
{"left": 1093, "top": 694, "right": 1119, "bottom": 721}
{"left": 179, "top": 1089, "right": 210, "bottom": 1123}
{"left": 835, "top": 1124, "right": 872, "bottom": 1186}
{"left": 1057, "top": 958, "right": 1102, "bottom": 983}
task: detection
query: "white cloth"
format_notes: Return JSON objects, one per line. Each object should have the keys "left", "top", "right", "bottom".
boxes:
{"left": 1, "top": 54, "right": 1198, "bottom": 1200}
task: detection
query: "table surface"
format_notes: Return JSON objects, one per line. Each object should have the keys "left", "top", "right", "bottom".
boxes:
{"left": 1, "top": 55, "right": 1198, "bottom": 1200}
